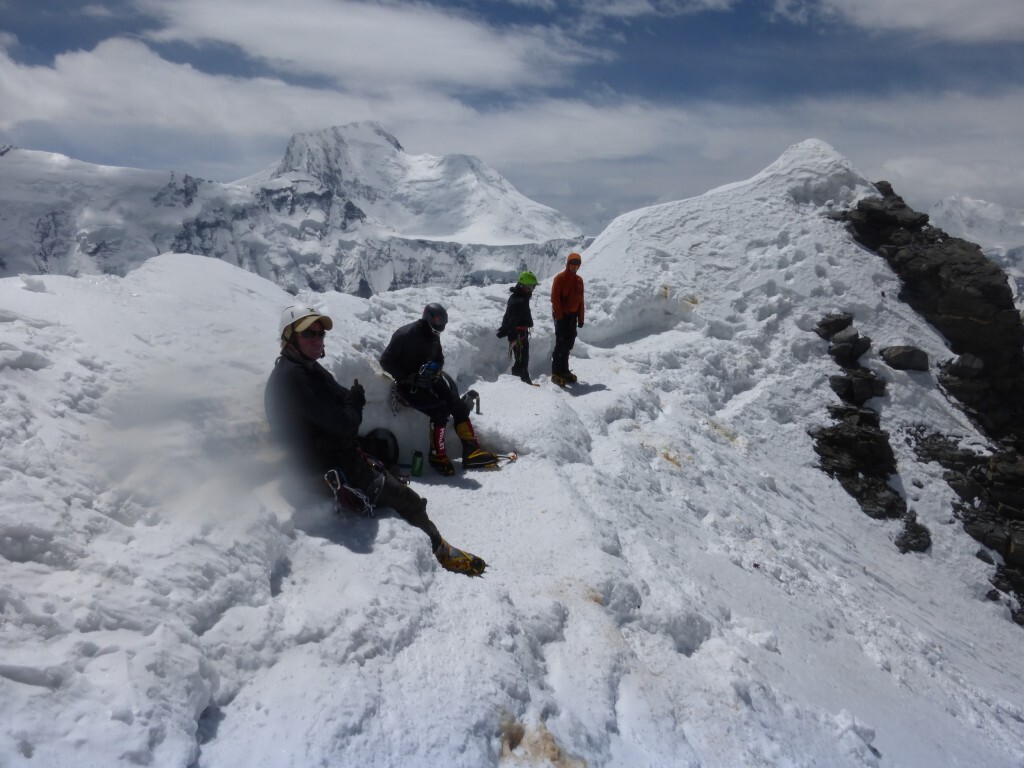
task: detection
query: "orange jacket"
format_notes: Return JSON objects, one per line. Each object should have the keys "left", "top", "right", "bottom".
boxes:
{"left": 551, "top": 253, "right": 585, "bottom": 323}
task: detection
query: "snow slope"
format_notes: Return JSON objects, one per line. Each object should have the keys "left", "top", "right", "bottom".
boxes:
{"left": 1, "top": 140, "right": 1022, "bottom": 768}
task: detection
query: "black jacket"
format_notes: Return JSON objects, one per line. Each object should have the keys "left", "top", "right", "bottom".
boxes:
{"left": 379, "top": 319, "right": 444, "bottom": 387}
{"left": 264, "top": 348, "right": 364, "bottom": 472}
{"left": 499, "top": 286, "right": 534, "bottom": 335}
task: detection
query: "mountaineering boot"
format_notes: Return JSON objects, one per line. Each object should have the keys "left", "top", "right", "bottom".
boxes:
{"left": 428, "top": 423, "right": 456, "bottom": 476}
{"left": 552, "top": 370, "right": 577, "bottom": 386}
{"left": 433, "top": 538, "right": 487, "bottom": 576}
{"left": 515, "top": 369, "right": 534, "bottom": 384}
{"left": 455, "top": 420, "right": 499, "bottom": 470}
{"left": 511, "top": 362, "right": 533, "bottom": 385}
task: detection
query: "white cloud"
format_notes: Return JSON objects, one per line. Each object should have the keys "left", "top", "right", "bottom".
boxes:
{"left": 0, "top": 37, "right": 473, "bottom": 134}
{"left": 1, "top": 15, "right": 1022, "bottom": 234}
{"left": 134, "top": 0, "right": 588, "bottom": 91}
{"left": 576, "top": 0, "right": 736, "bottom": 17}
{"left": 82, "top": 3, "right": 120, "bottom": 18}
{"left": 777, "top": 0, "right": 1024, "bottom": 43}
{"left": 394, "top": 88, "right": 1024, "bottom": 232}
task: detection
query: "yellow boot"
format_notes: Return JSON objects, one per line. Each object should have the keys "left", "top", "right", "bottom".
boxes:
{"left": 455, "top": 420, "right": 498, "bottom": 470}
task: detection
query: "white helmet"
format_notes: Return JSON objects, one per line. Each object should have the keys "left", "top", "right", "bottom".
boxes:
{"left": 279, "top": 305, "right": 334, "bottom": 344}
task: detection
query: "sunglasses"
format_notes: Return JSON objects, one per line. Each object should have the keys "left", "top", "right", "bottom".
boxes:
{"left": 568, "top": 260, "right": 581, "bottom": 267}
{"left": 298, "top": 329, "right": 326, "bottom": 340}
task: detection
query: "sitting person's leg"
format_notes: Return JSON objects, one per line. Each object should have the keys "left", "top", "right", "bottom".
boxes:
{"left": 400, "top": 383, "right": 456, "bottom": 475}
{"left": 375, "top": 473, "right": 485, "bottom": 575}
{"left": 433, "top": 373, "right": 499, "bottom": 469}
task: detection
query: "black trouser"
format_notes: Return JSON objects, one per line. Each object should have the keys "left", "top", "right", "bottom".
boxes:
{"left": 509, "top": 331, "right": 530, "bottom": 375}
{"left": 327, "top": 448, "right": 442, "bottom": 549}
{"left": 398, "top": 371, "right": 470, "bottom": 428}
{"left": 551, "top": 314, "right": 578, "bottom": 375}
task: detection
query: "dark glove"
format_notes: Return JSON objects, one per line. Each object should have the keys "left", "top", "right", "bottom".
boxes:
{"left": 578, "top": 318, "right": 584, "bottom": 328}
{"left": 496, "top": 328, "right": 507, "bottom": 339}
{"left": 347, "top": 379, "right": 366, "bottom": 410}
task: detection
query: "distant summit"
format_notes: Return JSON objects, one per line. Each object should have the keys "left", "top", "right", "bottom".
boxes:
{"left": 262, "top": 122, "right": 580, "bottom": 244}
{"left": 0, "top": 123, "right": 583, "bottom": 294}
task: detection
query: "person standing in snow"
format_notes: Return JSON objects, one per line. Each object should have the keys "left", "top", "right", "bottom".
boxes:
{"left": 265, "top": 305, "right": 485, "bottom": 576}
{"left": 380, "top": 303, "right": 498, "bottom": 476}
{"left": 497, "top": 271, "right": 538, "bottom": 385}
{"left": 550, "top": 252, "right": 585, "bottom": 384}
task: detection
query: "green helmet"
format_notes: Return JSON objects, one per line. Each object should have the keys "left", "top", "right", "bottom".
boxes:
{"left": 517, "top": 270, "right": 538, "bottom": 287}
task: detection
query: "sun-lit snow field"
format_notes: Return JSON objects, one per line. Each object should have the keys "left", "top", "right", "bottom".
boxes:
{"left": 2, "top": 141, "right": 1022, "bottom": 768}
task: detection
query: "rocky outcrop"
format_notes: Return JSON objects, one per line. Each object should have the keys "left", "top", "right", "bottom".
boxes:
{"left": 810, "top": 320, "right": 907, "bottom": 523}
{"left": 838, "top": 182, "right": 1024, "bottom": 444}
{"left": 838, "top": 183, "right": 1024, "bottom": 623}
{"left": 880, "top": 345, "right": 929, "bottom": 371}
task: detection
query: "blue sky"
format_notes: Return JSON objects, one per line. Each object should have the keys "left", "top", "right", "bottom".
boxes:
{"left": 2, "top": 0, "right": 1023, "bottom": 233}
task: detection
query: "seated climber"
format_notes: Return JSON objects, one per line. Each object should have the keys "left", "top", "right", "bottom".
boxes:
{"left": 380, "top": 303, "right": 498, "bottom": 475}
{"left": 264, "top": 304, "right": 485, "bottom": 576}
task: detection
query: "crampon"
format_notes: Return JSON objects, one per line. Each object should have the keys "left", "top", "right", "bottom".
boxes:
{"left": 434, "top": 539, "right": 487, "bottom": 576}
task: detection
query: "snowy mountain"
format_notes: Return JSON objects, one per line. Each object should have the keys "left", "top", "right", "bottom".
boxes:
{"left": 929, "top": 195, "right": 1024, "bottom": 305}
{"left": 2, "top": 139, "right": 1024, "bottom": 768}
{"left": 0, "top": 124, "right": 583, "bottom": 294}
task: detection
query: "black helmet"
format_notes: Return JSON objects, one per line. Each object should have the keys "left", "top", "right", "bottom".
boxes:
{"left": 422, "top": 303, "right": 448, "bottom": 333}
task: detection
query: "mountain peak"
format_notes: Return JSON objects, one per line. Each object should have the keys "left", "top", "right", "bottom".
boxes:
{"left": 274, "top": 122, "right": 404, "bottom": 190}
{"left": 268, "top": 123, "right": 580, "bottom": 244}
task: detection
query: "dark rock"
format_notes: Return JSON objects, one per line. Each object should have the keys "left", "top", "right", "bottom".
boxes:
{"left": 837, "top": 179, "right": 1024, "bottom": 624}
{"left": 964, "top": 517, "right": 1010, "bottom": 553}
{"left": 944, "top": 470, "right": 985, "bottom": 502}
{"left": 837, "top": 181, "right": 1024, "bottom": 444}
{"left": 998, "top": 503, "right": 1024, "bottom": 522}
{"left": 946, "top": 353, "right": 985, "bottom": 379}
{"left": 1008, "top": 527, "right": 1024, "bottom": 569}
{"left": 993, "top": 563, "right": 1024, "bottom": 593}
{"left": 837, "top": 182, "right": 930, "bottom": 250}
{"left": 987, "top": 452, "right": 1024, "bottom": 508}
{"left": 831, "top": 327, "right": 859, "bottom": 345}
{"left": 904, "top": 427, "right": 985, "bottom": 474}
{"left": 837, "top": 475, "right": 906, "bottom": 519}
{"left": 879, "top": 346, "right": 929, "bottom": 371}
{"left": 829, "top": 328, "right": 873, "bottom": 367}
{"left": 977, "top": 549, "right": 995, "bottom": 565}
{"left": 895, "top": 512, "right": 932, "bottom": 553}
{"left": 810, "top": 417, "right": 905, "bottom": 520}
{"left": 815, "top": 312, "right": 854, "bottom": 340}
{"left": 812, "top": 422, "right": 896, "bottom": 474}
{"left": 829, "top": 369, "right": 887, "bottom": 406}
{"left": 827, "top": 404, "right": 881, "bottom": 429}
